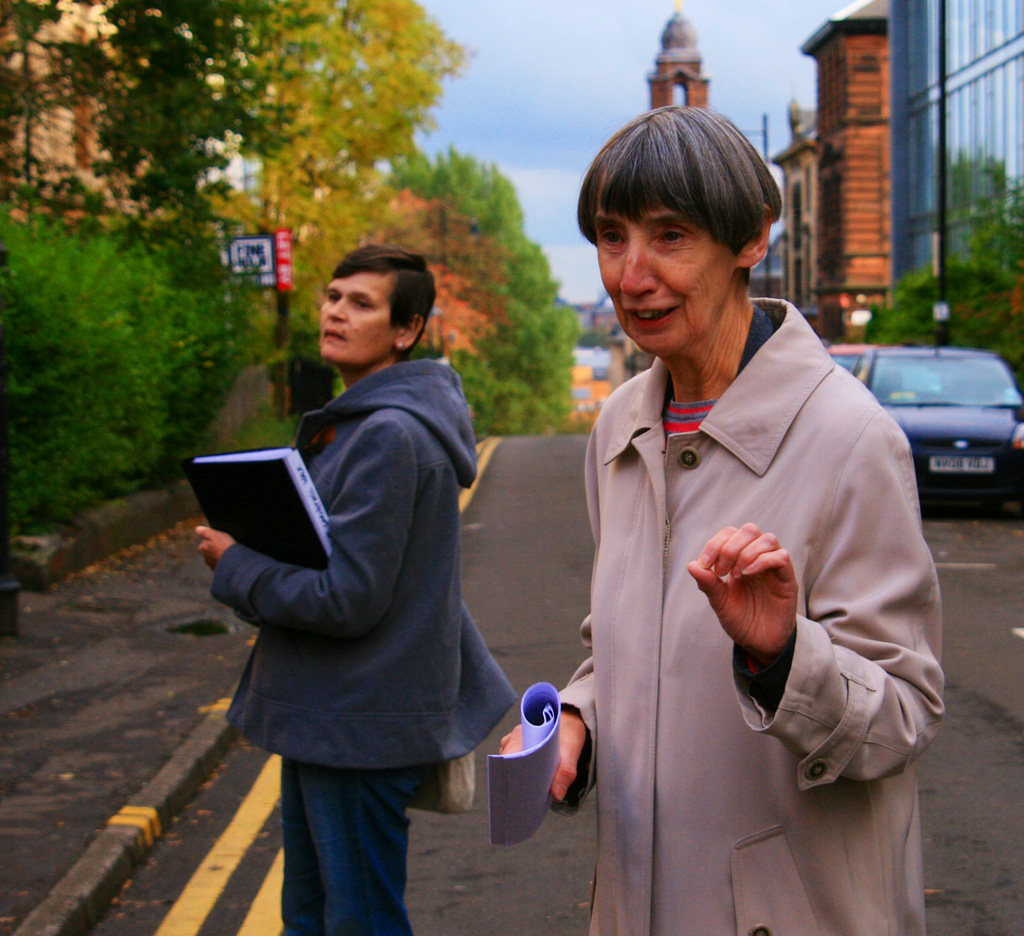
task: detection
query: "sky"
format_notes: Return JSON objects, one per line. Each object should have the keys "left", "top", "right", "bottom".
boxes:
{"left": 413, "top": 0, "right": 857, "bottom": 304}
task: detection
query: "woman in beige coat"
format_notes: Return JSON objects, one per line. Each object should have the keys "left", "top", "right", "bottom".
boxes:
{"left": 502, "top": 107, "right": 943, "bottom": 935}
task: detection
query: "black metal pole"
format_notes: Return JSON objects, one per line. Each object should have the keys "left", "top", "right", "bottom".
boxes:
{"left": 935, "top": 0, "right": 950, "bottom": 346}
{"left": 0, "top": 238, "right": 21, "bottom": 637}
{"left": 275, "top": 288, "right": 290, "bottom": 418}
{"left": 762, "top": 113, "right": 772, "bottom": 298}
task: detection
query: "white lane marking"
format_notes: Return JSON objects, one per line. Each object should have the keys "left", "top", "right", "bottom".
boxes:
{"left": 934, "top": 562, "right": 998, "bottom": 570}
{"left": 1013, "top": 629, "right": 1024, "bottom": 641}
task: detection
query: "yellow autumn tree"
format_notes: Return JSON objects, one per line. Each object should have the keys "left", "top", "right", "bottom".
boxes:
{"left": 218, "top": 0, "right": 464, "bottom": 298}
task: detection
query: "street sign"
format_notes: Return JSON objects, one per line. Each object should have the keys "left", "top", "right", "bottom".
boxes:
{"left": 228, "top": 235, "right": 276, "bottom": 287}
{"left": 274, "top": 229, "right": 294, "bottom": 292}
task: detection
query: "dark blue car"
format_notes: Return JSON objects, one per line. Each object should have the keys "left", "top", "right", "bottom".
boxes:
{"left": 852, "top": 346, "right": 1024, "bottom": 508}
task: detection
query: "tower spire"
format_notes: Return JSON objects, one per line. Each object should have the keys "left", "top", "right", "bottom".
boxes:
{"left": 649, "top": 0, "right": 709, "bottom": 109}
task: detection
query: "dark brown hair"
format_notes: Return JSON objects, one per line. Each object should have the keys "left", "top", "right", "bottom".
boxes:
{"left": 332, "top": 244, "right": 434, "bottom": 354}
{"left": 578, "top": 106, "right": 782, "bottom": 257}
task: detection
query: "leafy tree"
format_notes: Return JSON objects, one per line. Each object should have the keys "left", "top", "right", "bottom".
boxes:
{"left": 867, "top": 182, "right": 1024, "bottom": 380}
{"left": 90, "top": 0, "right": 275, "bottom": 235}
{"left": 218, "top": 0, "right": 464, "bottom": 299}
{"left": 390, "top": 148, "right": 578, "bottom": 434}
{"left": 1, "top": 0, "right": 276, "bottom": 231}
{"left": 577, "top": 328, "right": 610, "bottom": 349}
{"left": 973, "top": 182, "right": 1024, "bottom": 273}
{"left": 0, "top": 1, "right": 76, "bottom": 196}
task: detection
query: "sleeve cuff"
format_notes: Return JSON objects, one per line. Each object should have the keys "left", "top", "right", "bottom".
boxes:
{"left": 733, "top": 627, "right": 797, "bottom": 711}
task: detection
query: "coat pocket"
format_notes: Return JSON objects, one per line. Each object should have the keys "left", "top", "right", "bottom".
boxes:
{"left": 731, "top": 826, "right": 821, "bottom": 936}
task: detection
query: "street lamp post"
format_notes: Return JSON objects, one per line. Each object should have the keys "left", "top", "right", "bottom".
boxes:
{"left": 934, "top": 0, "right": 950, "bottom": 346}
{"left": 744, "top": 114, "right": 772, "bottom": 296}
{"left": 0, "top": 238, "right": 21, "bottom": 637}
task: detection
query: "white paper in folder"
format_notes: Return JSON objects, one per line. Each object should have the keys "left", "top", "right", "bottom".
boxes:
{"left": 486, "top": 682, "right": 561, "bottom": 845}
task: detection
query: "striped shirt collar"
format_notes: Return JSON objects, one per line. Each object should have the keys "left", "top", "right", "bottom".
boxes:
{"left": 663, "top": 399, "right": 716, "bottom": 434}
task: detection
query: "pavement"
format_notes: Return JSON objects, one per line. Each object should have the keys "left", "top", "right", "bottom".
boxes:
{"left": 0, "top": 494, "right": 258, "bottom": 936}
{"left": 0, "top": 439, "right": 507, "bottom": 936}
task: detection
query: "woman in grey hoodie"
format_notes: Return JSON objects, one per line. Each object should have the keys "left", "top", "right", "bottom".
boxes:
{"left": 196, "top": 244, "right": 515, "bottom": 936}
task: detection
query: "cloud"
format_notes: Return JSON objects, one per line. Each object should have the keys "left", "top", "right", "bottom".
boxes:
{"left": 544, "top": 243, "right": 603, "bottom": 305}
{"left": 504, "top": 166, "right": 588, "bottom": 244}
{"left": 418, "top": 0, "right": 848, "bottom": 303}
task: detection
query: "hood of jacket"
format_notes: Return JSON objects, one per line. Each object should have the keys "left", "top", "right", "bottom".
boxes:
{"left": 298, "top": 359, "right": 478, "bottom": 488}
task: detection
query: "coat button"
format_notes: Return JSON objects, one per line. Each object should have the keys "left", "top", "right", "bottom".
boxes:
{"left": 750, "top": 927, "right": 772, "bottom": 936}
{"left": 805, "top": 758, "right": 828, "bottom": 780}
{"left": 678, "top": 446, "right": 701, "bottom": 469}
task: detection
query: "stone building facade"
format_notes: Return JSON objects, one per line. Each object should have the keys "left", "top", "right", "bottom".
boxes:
{"left": 773, "top": 103, "right": 819, "bottom": 318}
{"left": 801, "top": 0, "right": 890, "bottom": 340}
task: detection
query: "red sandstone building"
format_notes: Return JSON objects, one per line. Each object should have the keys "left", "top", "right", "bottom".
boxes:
{"left": 648, "top": 1, "right": 710, "bottom": 109}
{"left": 794, "top": 0, "right": 891, "bottom": 341}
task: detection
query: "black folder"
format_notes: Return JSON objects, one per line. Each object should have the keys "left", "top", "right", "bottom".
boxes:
{"left": 182, "top": 448, "right": 331, "bottom": 570}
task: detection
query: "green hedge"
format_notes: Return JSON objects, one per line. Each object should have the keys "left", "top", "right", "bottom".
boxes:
{"left": 0, "top": 212, "right": 254, "bottom": 533}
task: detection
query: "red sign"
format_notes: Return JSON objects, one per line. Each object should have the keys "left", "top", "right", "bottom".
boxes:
{"left": 274, "top": 228, "right": 294, "bottom": 292}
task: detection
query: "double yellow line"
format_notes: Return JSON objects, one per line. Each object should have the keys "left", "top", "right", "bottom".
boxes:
{"left": 154, "top": 755, "right": 282, "bottom": 936}
{"left": 149, "top": 438, "right": 501, "bottom": 936}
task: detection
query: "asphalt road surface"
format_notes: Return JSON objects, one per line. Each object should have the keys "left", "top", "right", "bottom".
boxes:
{"left": 85, "top": 437, "right": 1024, "bottom": 936}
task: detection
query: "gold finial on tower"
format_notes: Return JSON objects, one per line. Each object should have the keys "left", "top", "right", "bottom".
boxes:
{"left": 675, "top": 0, "right": 683, "bottom": 12}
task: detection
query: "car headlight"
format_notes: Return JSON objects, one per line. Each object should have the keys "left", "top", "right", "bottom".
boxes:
{"left": 1014, "top": 422, "right": 1024, "bottom": 450}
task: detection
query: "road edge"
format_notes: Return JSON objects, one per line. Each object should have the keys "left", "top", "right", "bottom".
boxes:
{"left": 11, "top": 437, "right": 501, "bottom": 936}
{"left": 12, "top": 704, "right": 238, "bottom": 936}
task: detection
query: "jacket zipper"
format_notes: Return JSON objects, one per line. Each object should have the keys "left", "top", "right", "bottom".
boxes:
{"left": 663, "top": 514, "right": 671, "bottom": 572}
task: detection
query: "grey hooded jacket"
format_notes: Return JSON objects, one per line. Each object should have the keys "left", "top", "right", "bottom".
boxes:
{"left": 212, "top": 360, "right": 516, "bottom": 769}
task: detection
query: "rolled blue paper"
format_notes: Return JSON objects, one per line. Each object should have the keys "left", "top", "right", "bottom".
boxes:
{"left": 520, "top": 682, "right": 561, "bottom": 751}
{"left": 487, "top": 682, "right": 562, "bottom": 845}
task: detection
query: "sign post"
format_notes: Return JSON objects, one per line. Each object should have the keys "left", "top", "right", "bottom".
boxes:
{"left": 933, "top": 300, "right": 950, "bottom": 348}
{"left": 228, "top": 231, "right": 296, "bottom": 416}
{"left": 228, "top": 234, "right": 276, "bottom": 286}
{"left": 273, "top": 229, "right": 293, "bottom": 417}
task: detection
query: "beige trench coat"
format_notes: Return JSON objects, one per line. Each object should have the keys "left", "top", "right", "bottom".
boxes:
{"left": 559, "top": 300, "right": 944, "bottom": 936}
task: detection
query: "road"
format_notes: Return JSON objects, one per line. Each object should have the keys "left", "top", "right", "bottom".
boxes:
{"left": 916, "top": 504, "right": 1024, "bottom": 935}
{"left": 88, "top": 437, "right": 1024, "bottom": 936}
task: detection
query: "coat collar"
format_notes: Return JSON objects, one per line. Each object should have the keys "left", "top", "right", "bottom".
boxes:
{"left": 602, "top": 299, "right": 834, "bottom": 476}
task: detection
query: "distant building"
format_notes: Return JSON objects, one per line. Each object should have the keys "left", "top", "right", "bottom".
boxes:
{"left": 890, "top": 0, "right": 1024, "bottom": 279}
{"left": 749, "top": 231, "right": 785, "bottom": 301}
{"left": 801, "top": 0, "right": 890, "bottom": 341}
{"left": 648, "top": 1, "right": 710, "bottom": 109}
{"left": 570, "top": 347, "right": 613, "bottom": 425}
{"left": 560, "top": 294, "right": 618, "bottom": 337}
{"left": 606, "top": 326, "right": 655, "bottom": 391}
{"left": 592, "top": 2, "right": 712, "bottom": 394}
{"left": 1, "top": 5, "right": 104, "bottom": 197}
{"left": 773, "top": 102, "right": 819, "bottom": 318}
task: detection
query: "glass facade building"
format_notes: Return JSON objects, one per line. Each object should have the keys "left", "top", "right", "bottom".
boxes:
{"left": 890, "top": 0, "right": 1024, "bottom": 278}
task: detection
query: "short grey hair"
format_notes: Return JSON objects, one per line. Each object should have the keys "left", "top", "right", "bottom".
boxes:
{"left": 577, "top": 106, "right": 782, "bottom": 255}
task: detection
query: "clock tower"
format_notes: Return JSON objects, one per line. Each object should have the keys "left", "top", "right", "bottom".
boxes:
{"left": 648, "top": 1, "right": 710, "bottom": 108}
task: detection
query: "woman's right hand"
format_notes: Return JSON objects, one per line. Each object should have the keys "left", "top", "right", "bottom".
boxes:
{"left": 500, "top": 707, "right": 588, "bottom": 802}
{"left": 195, "top": 526, "right": 237, "bottom": 571}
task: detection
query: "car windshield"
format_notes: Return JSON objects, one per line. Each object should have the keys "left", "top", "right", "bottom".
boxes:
{"left": 869, "top": 355, "right": 1024, "bottom": 407}
{"left": 830, "top": 353, "right": 861, "bottom": 371}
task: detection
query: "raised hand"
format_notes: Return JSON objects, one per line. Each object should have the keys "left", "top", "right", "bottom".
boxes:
{"left": 687, "top": 522, "right": 798, "bottom": 667}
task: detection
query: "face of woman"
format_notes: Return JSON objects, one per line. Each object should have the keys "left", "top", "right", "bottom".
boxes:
{"left": 594, "top": 210, "right": 765, "bottom": 370}
{"left": 319, "top": 271, "right": 420, "bottom": 386}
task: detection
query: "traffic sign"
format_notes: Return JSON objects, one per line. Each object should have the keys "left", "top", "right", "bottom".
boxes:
{"left": 228, "top": 235, "right": 276, "bottom": 287}
{"left": 274, "top": 229, "right": 294, "bottom": 292}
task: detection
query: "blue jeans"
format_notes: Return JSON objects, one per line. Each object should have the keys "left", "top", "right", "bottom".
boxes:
{"left": 280, "top": 757, "right": 429, "bottom": 936}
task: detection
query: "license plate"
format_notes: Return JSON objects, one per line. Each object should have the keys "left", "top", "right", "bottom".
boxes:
{"left": 929, "top": 455, "right": 995, "bottom": 474}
